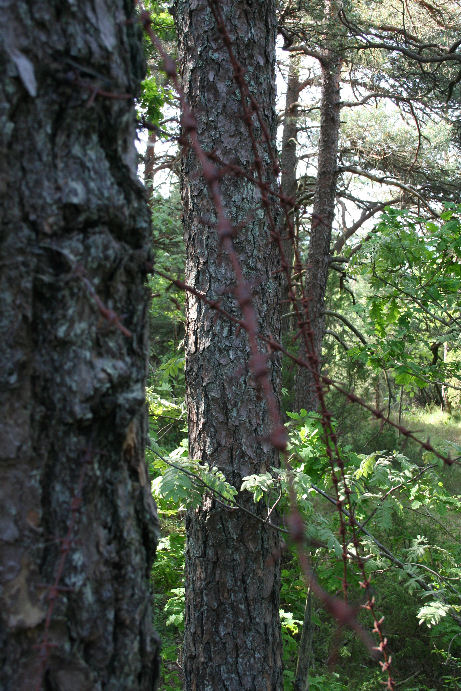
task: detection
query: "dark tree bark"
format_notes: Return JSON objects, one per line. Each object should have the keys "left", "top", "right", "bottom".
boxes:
{"left": 174, "top": 1, "right": 283, "bottom": 689}
{"left": 295, "top": 49, "right": 341, "bottom": 412}
{"left": 0, "top": 2, "right": 159, "bottom": 689}
{"left": 292, "top": 49, "right": 341, "bottom": 689}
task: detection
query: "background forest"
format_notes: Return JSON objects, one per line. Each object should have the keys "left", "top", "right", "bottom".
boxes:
{"left": 142, "top": 1, "right": 460, "bottom": 689}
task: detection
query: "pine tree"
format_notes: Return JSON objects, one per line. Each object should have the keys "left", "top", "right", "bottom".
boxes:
{"left": 173, "top": 1, "right": 284, "bottom": 688}
{"left": 0, "top": 2, "right": 159, "bottom": 688}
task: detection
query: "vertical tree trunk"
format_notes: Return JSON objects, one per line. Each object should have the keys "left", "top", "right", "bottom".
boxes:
{"left": 294, "top": 55, "right": 341, "bottom": 687}
{"left": 293, "top": 5, "right": 342, "bottom": 685}
{"left": 294, "top": 586, "right": 314, "bottom": 691}
{"left": 174, "top": 1, "right": 283, "bottom": 689}
{"left": 280, "top": 55, "right": 302, "bottom": 320}
{"left": 441, "top": 342, "right": 451, "bottom": 413}
{"left": 144, "top": 130, "right": 157, "bottom": 207}
{"left": 0, "top": 2, "right": 159, "bottom": 689}
{"left": 295, "top": 50, "right": 341, "bottom": 412}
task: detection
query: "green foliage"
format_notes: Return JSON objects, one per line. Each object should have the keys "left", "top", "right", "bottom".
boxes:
{"left": 145, "top": 0, "right": 461, "bottom": 683}
{"left": 341, "top": 108, "right": 460, "bottom": 200}
{"left": 147, "top": 189, "right": 186, "bottom": 451}
{"left": 348, "top": 205, "right": 461, "bottom": 398}
{"left": 139, "top": 75, "right": 172, "bottom": 129}
{"left": 139, "top": 2, "right": 175, "bottom": 128}
{"left": 150, "top": 439, "right": 238, "bottom": 510}
{"left": 280, "top": 609, "right": 303, "bottom": 647}
{"left": 417, "top": 601, "right": 451, "bottom": 628}
{"left": 149, "top": 398, "right": 460, "bottom": 687}
{"left": 241, "top": 410, "right": 460, "bottom": 686}
{"left": 164, "top": 587, "right": 185, "bottom": 629}
{"left": 149, "top": 190, "right": 185, "bottom": 356}
{"left": 307, "top": 672, "right": 344, "bottom": 690}
{"left": 152, "top": 529, "right": 185, "bottom": 690}
{"left": 146, "top": 161, "right": 461, "bottom": 690}
{"left": 240, "top": 471, "right": 275, "bottom": 503}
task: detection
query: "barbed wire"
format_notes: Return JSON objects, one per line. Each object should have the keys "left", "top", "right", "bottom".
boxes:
{"left": 140, "top": 3, "right": 400, "bottom": 686}
{"left": 37, "top": 4, "right": 458, "bottom": 688}
{"left": 139, "top": 4, "right": 461, "bottom": 685}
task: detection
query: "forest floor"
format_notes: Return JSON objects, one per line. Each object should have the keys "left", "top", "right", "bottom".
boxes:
{"left": 404, "top": 407, "right": 461, "bottom": 446}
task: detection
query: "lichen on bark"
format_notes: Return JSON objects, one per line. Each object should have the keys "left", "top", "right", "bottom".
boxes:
{"left": 0, "top": 2, "right": 159, "bottom": 689}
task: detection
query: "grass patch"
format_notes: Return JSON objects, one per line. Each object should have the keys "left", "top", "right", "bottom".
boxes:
{"left": 402, "top": 407, "right": 461, "bottom": 448}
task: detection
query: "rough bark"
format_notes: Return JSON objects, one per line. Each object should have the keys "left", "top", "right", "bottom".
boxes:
{"left": 174, "top": 1, "right": 283, "bottom": 689}
{"left": 0, "top": 2, "right": 160, "bottom": 689}
{"left": 295, "top": 50, "right": 341, "bottom": 412}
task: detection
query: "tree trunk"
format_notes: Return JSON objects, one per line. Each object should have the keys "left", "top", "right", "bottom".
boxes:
{"left": 293, "top": 6, "right": 342, "bottom": 685}
{"left": 295, "top": 50, "right": 341, "bottom": 412}
{"left": 280, "top": 55, "right": 301, "bottom": 324}
{"left": 0, "top": 3, "right": 160, "bottom": 689}
{"left": 294, "top": 586, "right": 314, "bottom": 691}
{"left": 144, "top": 130, "right": 157, "bottom": 207}
{"left": 441, "top": 342, "right": 451, "bottom": 413}
{"left": 174, "top": 1, "right": 283, "bottom": 689}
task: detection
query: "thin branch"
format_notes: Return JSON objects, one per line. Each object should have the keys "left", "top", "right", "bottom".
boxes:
{"left": 333, "top": 198, "right": 400, "bottom": 254}
{"left": 338, "top": 166, "right": 438, "bottom": 216}
{"left": 323, "top": 310, "right": 368, "bottom": 345}
{"left": 361, "top": 464, "right": 437, "bottom": 529}
{"left": 310, "top": 484, "right": 461, "bottom": 624}
{"left": 148, "top": 441, "right": 287, "bottom": 533}
{"left": 325, "top": 330, "right": 349, "bottom": 351}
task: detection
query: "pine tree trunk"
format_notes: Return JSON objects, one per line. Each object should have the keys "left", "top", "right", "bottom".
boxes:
{"left": 294, "top": 586, "right": 313, "bottom": 691}
{"left": 144, "top": 130, "right": 157, "bottom": 207}
{"left": 173, "top": 1, "right": 283, "bottom": 688}
{"left": 0, "top": 2, "right": 160, "bottom": 689}
{"left": 295, "top": 50, "right": 341, "bottom": 412}
{"left": 280, "top": 55, "right": 301, "bottom": 322}
{"left": 294, "top": 6, "right": 342, "bottom": 684}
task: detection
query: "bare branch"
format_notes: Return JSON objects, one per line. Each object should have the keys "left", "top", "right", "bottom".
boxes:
{"left": 323, "top": 310, "right": 368, "bottom": 345}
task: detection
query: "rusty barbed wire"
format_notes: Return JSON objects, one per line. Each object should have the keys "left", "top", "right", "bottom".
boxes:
{"left": 139, "top": 4, "right": 456, "bottom": 687}
{"left": 204, "top": 0, "right": 355, "bottom": 621}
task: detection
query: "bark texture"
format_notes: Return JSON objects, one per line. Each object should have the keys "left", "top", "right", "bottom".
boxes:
{"left": 0, "top": 2, "right": 159, "bottom": 689}
{"left": 174, "top": 1, "right": 283, "bottom": 689}
{"left": 295, "top": 51, "right": 341, "bottom": 412}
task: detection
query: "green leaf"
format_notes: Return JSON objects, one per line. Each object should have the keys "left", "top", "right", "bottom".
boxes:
{"left": 417, "top": 602, "right": 451, "bottom": 628}
{"left": 241, "top": 472, "right": 275, "bottom": 503}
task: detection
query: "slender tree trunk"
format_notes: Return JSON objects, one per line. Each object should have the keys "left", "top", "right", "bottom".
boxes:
{"left": 295, "top": 50, "right": 341, "bottom": 412}
{"left": 144, "top": 130, "right": 157, "bottom": 206}
{"left": 0, "top": 3, "right": 159, "bottom": 689}
{"left": 398, "top": 386, "right": 404, "bottom": 433}
{"left": 442, "top": 343, "right": 451, "bottom": 413}
{"left": 280, "top": 55, "right": 301, "bottom": 322}
{"left": 293, "top": 6, "right": 342, "bottom": 685}
{"left": 174, "top": 1, "right": 283, "bottom": 688}
{"left": 294, "top": 586, "right": 314, "bottom": 691}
